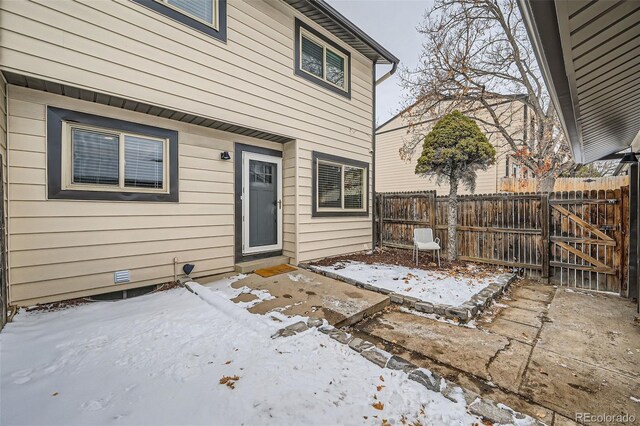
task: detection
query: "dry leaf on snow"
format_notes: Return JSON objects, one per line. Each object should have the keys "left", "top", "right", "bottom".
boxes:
{"left": 219, "top": 375, "right": 240, "bottom": 389}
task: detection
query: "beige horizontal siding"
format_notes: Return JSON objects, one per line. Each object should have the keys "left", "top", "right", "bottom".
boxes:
{"left": 0, "top": 0, "right": 372, "bottom": 146}
{"left": 296, "top": 139, "right": 373, "bottom": 262}
{"left": 7, "top": 86, "right": 286, "bottom": 305}
{"left": 1, "top": 0, "right": 377, "bottom": 303}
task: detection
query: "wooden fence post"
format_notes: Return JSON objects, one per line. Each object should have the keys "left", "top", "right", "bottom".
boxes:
{"left": 430, "top": 191, "right": 437, "bottom": 231}
{"left": 621, "top": 185, "right": 629, "bottom": 296}
{"left": 377, "top": 194, "right": 384, "bottom": 248}
{"left": 541, "top": 193, "right": 550, "bottom": 282}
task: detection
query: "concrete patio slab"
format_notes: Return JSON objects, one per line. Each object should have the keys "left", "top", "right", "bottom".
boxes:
{"left": 520, "top": 347, "right": 640, "bottom": 421}
{"left": 201, "top": 269, "right": 389, "bottom": 327}
{"left": 357, "top": 310, "right": 509, "bottom": 381}
{"left": 510, "top": 285, "right": 555, "bottom": 303}
{"left": 538, "top": 289, "right": 640, "bottom": 378}
{"left": 481, "top": 317, "right": 539, "bottom": 345}
{"left": 503, "top": 297, "right": 549, "bottom": 312}
{"left": 353, "top": 280, "right": 640, "bottom": 423}
{"left": 486, "top": 340, "right": 533, "bottom": 393}
{"left": 497, "top": 305, "right": 544, "bottom": 328}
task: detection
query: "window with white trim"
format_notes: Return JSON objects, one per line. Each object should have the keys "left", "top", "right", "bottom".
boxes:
{"left": 313, "top": 152, "right": 368, "bottom": 217}
{"left": 63, "top": 123, "right": 169, "bottom": 194}
{"left": 156, "top": 0, "right": 218, "bottom": 29}
{"left": 132, "top": 0, "right": 226, "bottom": 42}
{"left": 300, "top": 31, "right": 347, "bottom": 90}
{"left": 295, "top": 19, "right": 351, "bottom": 98}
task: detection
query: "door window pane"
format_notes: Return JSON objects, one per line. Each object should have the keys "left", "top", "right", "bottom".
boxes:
{"left": 318, "top": 162, "right": 342, "bottom": 208}
{"left": 301, "top": 36, "right": 323, "bottom": 78}
{"left": 167, "top": 0, "right": 214, "bottom": 24}
{"left": 72, "top": 128, "right": 119, "bottom": 186}
{"left": 326, "top": 49, "right": 345, "bottom": 87}
{"left": 344, "top": 167, "right": 363, "bottom": 209}
{"left": 124, "top": 135, "right": 164, "bottom": 189}
{"left": 250, "top": 162, "right": 274, "bottom": 184}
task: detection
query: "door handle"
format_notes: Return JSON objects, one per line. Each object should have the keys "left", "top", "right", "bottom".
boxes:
{"left": 278, "top": 199, "right": 282, "bottom": 209}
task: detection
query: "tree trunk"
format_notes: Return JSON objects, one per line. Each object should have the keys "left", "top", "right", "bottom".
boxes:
{"left": 538, "top": 174, "right": 556, "bottom": 193}
{"left": 447, "top": 179, "right": 459, "bottom": 261}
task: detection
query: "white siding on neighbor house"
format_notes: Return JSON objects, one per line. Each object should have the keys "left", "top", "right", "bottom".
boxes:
{"left": 7, "top": 86, "right": 289, "bottom": 306}
{"left": 375, "top": 103, "right": 524, "bottom": 195}
{"left": 0, "top": 0, "right": 376, "bottom": 304}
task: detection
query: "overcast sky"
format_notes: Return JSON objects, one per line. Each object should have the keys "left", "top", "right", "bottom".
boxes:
{"left": 326, "top": 0, "right": 433, "bottom": 125}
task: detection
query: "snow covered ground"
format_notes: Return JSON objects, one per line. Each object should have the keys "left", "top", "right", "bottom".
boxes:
{"left": 313, "top": 261, "right": 496, "bottom": 306}
{"left": 1, "top": 283, "right": 484, "bottom": 425}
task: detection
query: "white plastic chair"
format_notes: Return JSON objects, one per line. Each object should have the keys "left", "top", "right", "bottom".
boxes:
{"left": 413, "top": 228, "right": 441, "bottom": 267}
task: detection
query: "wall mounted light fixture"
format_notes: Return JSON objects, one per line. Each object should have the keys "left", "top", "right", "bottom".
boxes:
{"left": 182, "top": 264, "right": 195, "bottom": 276}
{"left": 220, "top": 151, "right": 231, "bottom": 160}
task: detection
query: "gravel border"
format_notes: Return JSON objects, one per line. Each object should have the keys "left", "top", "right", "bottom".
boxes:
{"left": 272, "top": 318, "right": 544, "bottom": 426}
{"left": 299, "top": 263, "right": 517, "bottom": 323}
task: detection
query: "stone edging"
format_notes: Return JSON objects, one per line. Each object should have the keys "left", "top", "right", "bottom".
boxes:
{"left": 299, "top": 263, "right": 517, "bottom": 323}
{"left": 272, "top": 319, "right": 544, "bottom": 426}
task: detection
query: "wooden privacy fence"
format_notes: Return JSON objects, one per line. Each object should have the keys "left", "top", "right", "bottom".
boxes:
{"left": 434, "top": 193, "right": 546, "bottom": 277}
{"left": 375, "top": 188, "right": 630, "bottom": 295}
{"left": 500, "top": 176, "right": 629, "bottom": 193}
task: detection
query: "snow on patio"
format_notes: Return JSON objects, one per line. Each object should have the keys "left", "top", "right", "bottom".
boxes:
{"left": 313, "top": 261, "right": 497, "bottom": 306}
{"left": 1, "top": 284, "right": 482, "bottom": 425}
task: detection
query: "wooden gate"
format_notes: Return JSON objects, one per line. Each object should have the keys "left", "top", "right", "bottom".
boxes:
{"left": 549, "top": 189, "right": 626, "bottom": 294}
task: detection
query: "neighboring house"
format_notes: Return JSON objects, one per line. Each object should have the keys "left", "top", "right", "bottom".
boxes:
{"left": 0, "top": 0, "right": 398, "bottom": 306}
{"left": 375, "top": 99, "right": 526, "bottom": 194}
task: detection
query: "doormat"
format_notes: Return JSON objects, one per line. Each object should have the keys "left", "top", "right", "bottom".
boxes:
{"left": 255, "top": 264, "right": 297, "bottom": 278}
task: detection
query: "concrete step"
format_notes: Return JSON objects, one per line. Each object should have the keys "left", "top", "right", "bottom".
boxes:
{"left": 234, "top": 255, "right": 290, "bottom": 274}
{"left": 202, "top": 268, "right": 390, "bottom": 327}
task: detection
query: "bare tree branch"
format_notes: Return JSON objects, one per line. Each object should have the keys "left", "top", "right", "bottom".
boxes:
{"left": 398, "top": 0, "right": 574, "bottom": 192}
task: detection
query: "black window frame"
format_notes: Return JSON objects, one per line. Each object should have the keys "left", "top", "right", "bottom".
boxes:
{"left": 294, "top": 18, "right": 351, "bottom": 99}
{"left": 47, "top": 106, "right": 179, "bottom": 202}
{"left": 131, "top": 0, "right": 227, "bottom": 42}
{"left": 312, "top": 151, "right": 369, "bottom": 217}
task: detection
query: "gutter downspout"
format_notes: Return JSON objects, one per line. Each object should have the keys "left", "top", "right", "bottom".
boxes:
{"left": 372, "top": 60, "right": 377, "bottom": 249}
{"left": 2, "top": 75, "right": 9, "bottom": 311}
{"left": 375, "top": 62, "right": 397, "bottom": 86}
{"left": 372, "top": 61, "right": 398, "bottom": 248}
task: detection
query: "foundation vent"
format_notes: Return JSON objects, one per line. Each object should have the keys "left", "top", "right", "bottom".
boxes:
{"left": 114, "top": 270, "right": 131, "bottom": 284}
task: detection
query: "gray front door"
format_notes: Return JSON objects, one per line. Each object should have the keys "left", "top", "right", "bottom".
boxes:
{"left": 242, "top": 152, "right": 282, "bottom": 254}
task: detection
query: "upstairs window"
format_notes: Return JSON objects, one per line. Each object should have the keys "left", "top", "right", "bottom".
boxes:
{"left": 132, "top": 0, "right": 227, "bottom": 42}
{"left": 312, "top": 152, "right": 368, "bottom": 217}
{"left": 161, "top": 0, "right": 217, "bottom": 27}
{"left": 295, "top": 19, "right": 351, "bottom": 98}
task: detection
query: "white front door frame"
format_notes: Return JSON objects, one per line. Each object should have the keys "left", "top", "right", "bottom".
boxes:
{"left": 242, "top": 151, "right": 283, "bottom": 255}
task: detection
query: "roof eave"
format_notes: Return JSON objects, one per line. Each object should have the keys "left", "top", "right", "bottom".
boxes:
{"left": 285, "top": 0, "right": 399, "bottom": 65}
{"left": 517, "top": 0, "right": 584, "bottom": 164}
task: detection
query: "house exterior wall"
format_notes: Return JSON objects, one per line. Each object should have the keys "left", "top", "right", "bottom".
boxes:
{"left": 0, "top": 0, "right": 375, "bottom": 305}
{"left": 375, "top": 103, "right": 524, "bottom": 195}
{"left": 7, "top": 86, "right": 294, "bottom": 305}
